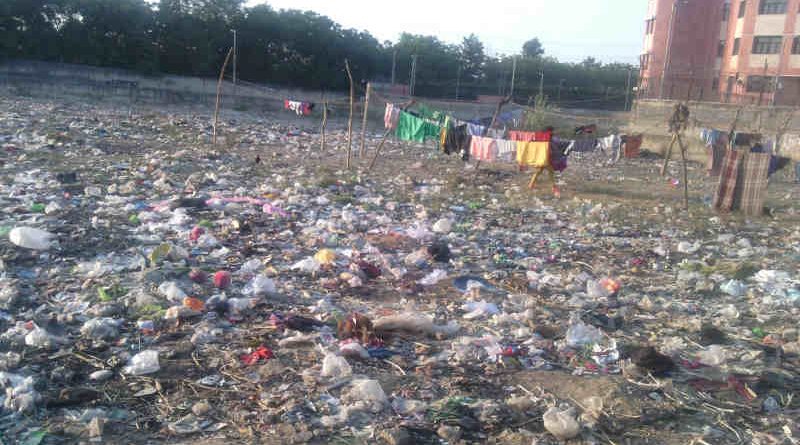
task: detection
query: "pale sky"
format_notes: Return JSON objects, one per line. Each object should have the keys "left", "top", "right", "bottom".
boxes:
{"left": 245, "top": 0, "right": 646, "bottom": 64}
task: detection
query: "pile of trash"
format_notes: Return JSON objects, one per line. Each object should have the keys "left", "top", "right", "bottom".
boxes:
{"left": 0, "top": 95, "right": 799, "bottom": 444}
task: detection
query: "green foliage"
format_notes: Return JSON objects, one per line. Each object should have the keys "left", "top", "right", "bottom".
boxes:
{"left": 0, "top": 0, "right": 637, "bottom": 109}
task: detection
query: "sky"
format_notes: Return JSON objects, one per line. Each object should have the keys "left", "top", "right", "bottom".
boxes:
{"left": 245, "top": 0, "right": 647, "bottom": 64}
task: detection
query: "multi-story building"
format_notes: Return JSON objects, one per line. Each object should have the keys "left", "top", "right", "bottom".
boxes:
{"left": 640, "top": 0, "right": 800, "bottom": 106}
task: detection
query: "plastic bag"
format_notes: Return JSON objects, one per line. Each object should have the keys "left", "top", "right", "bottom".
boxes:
{"left": 242, "top": 275, "right": 276, "bottom": 296}
{"left": 543, "top": 406, "right": 581, "bottom": 440}
{"left": 158, "top": 281, "right": 187, "bottom": 303}
{"left": 321, "top": 353, "right": 352, "bottom": 378}
{"left": 291, "top": 258, "right": 321, "bottom": 274}
{"left": 123, "top": 350, "right": 160, "bottom": 375}
{"left": 419, "top": 269, "right": 448, "bottom": 286}
{"left": 461, "top": 301, "right": 500, "bottom": 320}
{"left": 9, "top": 227, "right": 56, "bottom": 250}
{"left": 697, "top": 345, "right": 727, "bottom": 367}
{"left": 373, "top": 314, "right": 460, "bottom": 337}
{"left": 432, "top": 218, "right": 453, "bottom": 233}
{"left": 720, "top": 280, "right": 747, "bottom": 297}
{"left": 348, "top": 379, "right": 387, "bottom": 404}
{"left": 566, "top": 320, "right": 604, "bottom": 347}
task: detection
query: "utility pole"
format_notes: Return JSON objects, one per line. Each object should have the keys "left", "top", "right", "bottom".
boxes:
{"left": 456, "top": 63, "right": 461, "bottom": 100}
{"left": 391, "top": 49, "right": 397, "bottom": 85}
{"left": 538, "top": 69, "right": 544, "bottom": 99}
{"left": 659, "top": 0, "right": 679, "bottom": 100}
{"left": 510, "top": 57, "right": 518, "bottom": 97}
{"left": 624, "top": 67, "right": 633, "bottom": 111}
{"left": 557, "top": 79, "right": 565, "bottom": 103}
{"left": 409, "top": 55, "right": 418, "bottom": 96}
{"left": 231, "top": 29, "right": 237, "bottom": 97}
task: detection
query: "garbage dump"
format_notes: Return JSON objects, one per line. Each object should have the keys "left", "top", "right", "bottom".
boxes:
{"left": 0, "top": 95, "right": 798, "bottom": 444}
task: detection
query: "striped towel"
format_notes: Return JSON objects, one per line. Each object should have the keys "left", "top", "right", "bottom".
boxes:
{"left": 733, "top": 152, "right": 770, "bottom": 216}
{"left": 713, "top": 150, "right": 742, "bottom": 212}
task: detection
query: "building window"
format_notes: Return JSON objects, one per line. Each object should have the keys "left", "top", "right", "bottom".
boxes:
{"left": 640, "top": 53, "right": 650, "bottom": 70}
{"left": 713, "top": 78, "right": 720, "bottom": 91}
{"left": 759, "top": 0, "right": 787, "bottom": 14}
{"left": 645, "top": 18, "right": 655, "bottom": 35}
{"left": 718, "top": 41, "right": 726, "bottom": 57}
{"left": 723, "top": 3, "right": 731, "bottom": 20}
{"left": 739, "top": 0, "right": 747, "bottom": 17}
{"left": 733, "top": 38, "right": 741, "bottom": 55}
{"left": 746, "top": 75, "right": 771, "bottom": 92}
{"left": 792, "top": 36, "right": 800, "bottom": 54}
{"left": 753, "top": 36, "right": 783, "bottom": 54}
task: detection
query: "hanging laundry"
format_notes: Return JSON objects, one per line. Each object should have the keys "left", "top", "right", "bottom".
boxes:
{"left": 712, "top": 150, "right": 742, "bottom": 212}
{"left": 395, "top": 111, "right": 442, "bottom": 143}
{"left": 550, "top": 143, "right": 568, "bottom": 172}
{"left": 565, "top": 138, "right": 597, "bottom": 155}
{"left": 707, "top": 133, "right": 729, "bottom": 177}
{"left": 496, "top": 139, "right": 517, "bottom": 162}
{"left": 467, "top": 123, "right": 487, "bottom": 137}
{"left": 415, "top": 104, "right": 447, "bottom": 125}
{"left": 516, "top": 141, "right": 550, "bottom": 168}
{"left": 622, "top": 134, "right": 643, "bottom": 158}
{"left": 770, "top": 156, "right": 792, "bottom": 177}
{"left": 442, "top": 119, "right": 471, "bottom": 158}
{"left": 284, "top": 99, "right": 314, "bottom": 116}
{"left": 509, "top": 131, "right": 552, "bottom": 142}
{"left": 384, "top": 103, "right": 400, "bottom": 130}
{"left": 469, "top": 136, "right": 499, "bottom": 162}
{"left": 700, "top": 128, "right": 725, "bottom": 147}
{"left": 732, "top": 132, "right": 760, "bottom": 147}
{"left": 486, "top": 128, "right": 507, "bottom": 139}
{"left": 733, "top": 152, "right": 771, "bottom": 216}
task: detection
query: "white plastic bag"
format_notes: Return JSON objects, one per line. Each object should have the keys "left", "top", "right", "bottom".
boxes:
{"left": 321, "top": 353, "right": 352, "bottom": 378}
{"left": 9, "top": 227, "right": 56, "bottom": 250}
{"left": 543, "top": 406, "right": 581, "bottom": 440}
{"left": 123, "top": 350, "right": 160, "bottom": 375}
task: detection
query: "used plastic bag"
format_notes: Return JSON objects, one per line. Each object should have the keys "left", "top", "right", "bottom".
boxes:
{"left": 123, "top": 350, "right": 160, "bottom": 375}
{"left": 543, "top": 406, "right": 581, "bottom": 440}
{"left": 9, "top": 227, "right": 56, "bottom": 250}
{"left": 461, "top": 301, "right": 500, "bottom": 320}
{"left": 321, "top": 353, "right": 352, "bottom": 378}
{"left": 242, "top": 275, "right": 276, "bottom": 296}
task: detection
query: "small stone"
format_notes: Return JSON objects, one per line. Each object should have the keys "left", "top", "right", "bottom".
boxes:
{"left": 87, "top": 417, "right": 104, "bottom": 438}
{"left": 192, "top": 400, "right": 212, "bottom": 416}
{"left": 380, "top": 427, "right": 413, "bottom": 445}
{"left": 437, "top": 425, "right": 462, "bottom": 442}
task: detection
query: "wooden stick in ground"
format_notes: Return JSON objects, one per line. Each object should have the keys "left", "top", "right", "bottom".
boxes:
{"left": 366, "top": 99, "right": 416, "bottom": 172}
{"left": 677, "top": 133, "right": 689, "bottom": 210}
{"left": 359, "top": 82, "right": 371, "bottom": 157}
{"left": 320, "top": 99, "right": 328, "bottom": 151}
{"left": 344, "top": 59, "right": 355, "bottom": 169}
{"left": 660, "top": 133, "right": 677, "bottom": 177}
{"left": 212, "top": 48, "right": 234, "bottom": 145}
{"left": 367, "top": 128, "right": 394, "bottom": 172}
{"left": 475, "top": 95, "right": 512, "bottom": 180}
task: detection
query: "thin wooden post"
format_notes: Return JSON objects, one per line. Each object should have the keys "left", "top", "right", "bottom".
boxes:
{"left": 677, "top": 133, "right": 689, "bottom": 210}
{"left": 320, "top": 100, "right": 328, "bottom": 151}
{"left": 367, "top": 128, "right": 393, "bottom": 172}
{"left": 359, "top": 82, "right": 371, "bottom": 157}
{"left": 212, "top": 48, "right": 234, "bottom": 145}
{"left": 660, "top": 133, "right": 677, "bottom": 176}
{"left": 344, "top": 59, "right": 355, "bottom": 169}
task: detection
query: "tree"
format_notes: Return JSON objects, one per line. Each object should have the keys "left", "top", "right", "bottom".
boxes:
{"left": 522, "top": 38, "right": 544, "bottom": 58}
{"left": 459, "top": 33, "right": 485, "bottom": 82}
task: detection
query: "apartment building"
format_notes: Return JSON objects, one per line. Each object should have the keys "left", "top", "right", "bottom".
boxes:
{"left": 640, "top": 0, "right": 800, "bottom": 106}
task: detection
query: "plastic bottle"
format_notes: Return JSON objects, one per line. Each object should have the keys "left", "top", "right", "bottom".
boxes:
{"left": 9, "top": 227, "right": 56, "bottom": 250}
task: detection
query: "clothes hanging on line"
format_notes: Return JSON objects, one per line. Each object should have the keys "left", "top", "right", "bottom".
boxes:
{"left": 550, "top": 141, "right": 568, "bottom": 172}
{"left": 700, "top": 128, "right": 726, "bottom": 147}
{"left": 565, "top": 138, "right": 597, "bottom": 155}
{"left": 621, "top": 134, "right": 643, "bottom": 158}
{"left": 440, "top": 118, "right": 471, "bottom": 159}
{"left": 284, "top": 100, "right": 314, "bottom": 116}
{"left": 486, "top": 128, "right": 507, "bottom": 139}
{"left": 384, "top": 103, "right": 400, "bottom": 130}
{"left": 516, "top": 141, "right": 550, "bottom": 168}
{"left": 707, "top": 133, "right": 729, "bottom": 177}
{"left": 467, "top": 123, "right": 487, "bottom": 137}
{"left": 598, "top": 134, "right": 621, "bottom": 152}
{"left": 712, "top": 149, "right": 742, "bottom": 212}
{"left": 508, "top": 131, "right": 552, "bottom": 142}
{"left": 496, "top": 139, "right": 517, "bottom": 162}
{"left": 470, "top": 136, "right": 499, "bottom": 162}
{"left": 733, "top": 152, "right": 771, "bottom": 216}
{"left": 732, "top": 132, "right": 760, "bottom": 147}
{"left": 396, "top": 111, "right": 441, "bottom": 143}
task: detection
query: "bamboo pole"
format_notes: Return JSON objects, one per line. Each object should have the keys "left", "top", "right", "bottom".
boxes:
{"left": 212, "top": 48, "right": 234, "bottom": 145}
{"left": 344, "top": 59, "right": 355, "bottom": 169}
{"left": 367, "top": 128, "right": 394, "bottom": 172}
{"left": 660, "top": 133, "right": 677, "bottom": 177}
{"left": 678, "top": 133, "right": 689, "bottom": 210}
{"left": 320, "top": 100, "right": 328, "bottom": 151}
{"left": 359, "top": 82, "right": 371, "bottom": 157}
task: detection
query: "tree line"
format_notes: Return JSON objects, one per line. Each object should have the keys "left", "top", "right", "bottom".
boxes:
{"left": 0, "top": 0, "right": 638, "bottom": 109}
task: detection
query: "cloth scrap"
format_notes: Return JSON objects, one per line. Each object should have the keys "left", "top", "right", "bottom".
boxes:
{"left": 384, "top": 103, "right": 400, "bottom": 130}
{"left": 469, "top": 136, "right": 498, "bottom": 162}
{"left": 396, "top": 111, "right": 441, "bottom": 143}
{"left": 734, "top": 152, "right": 770, "bottom": 216}
{"left": 713, "top": 149, "right": 742, "bottom": 212}
{"left": 516, "top": 141, "right": 550, "bottom": 168}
